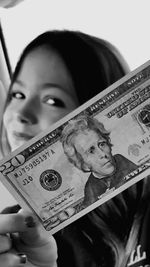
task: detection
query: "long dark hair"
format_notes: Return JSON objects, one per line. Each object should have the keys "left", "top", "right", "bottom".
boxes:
{"left": 9, "top": 30, "right": 128, "bottom": 104}
{"left": 1, "top": 29, "right": 139, "bottom": 266}
{"left": 55, "top": 177, "right": 147, "bottom": 267}
{"left": 1, "top": 30, "right": 129, "bottom": 156}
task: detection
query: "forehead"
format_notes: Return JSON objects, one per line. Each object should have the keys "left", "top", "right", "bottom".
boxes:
{"left": 13, "top": 46, "right": 74, "bottom": 90}
{"left": 73, "top": 129, "right": 105, "bottom": 152}
{"left": 22, "top": 46, "right": 69, "bottom": 76}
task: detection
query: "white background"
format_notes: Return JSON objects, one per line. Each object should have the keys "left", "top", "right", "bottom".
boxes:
{"left": 0, "top": 0, "right": 150, "bottom": 210}
{"left": 1, "top": 0, "right": 150, "bottom": 71}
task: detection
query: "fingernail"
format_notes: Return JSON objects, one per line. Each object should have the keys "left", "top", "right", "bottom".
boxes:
{"left": 24, "top": 216, "right": 36, "bottom": 228}
{"left": 18, "top": 253, "right": 27, "bottom": 264}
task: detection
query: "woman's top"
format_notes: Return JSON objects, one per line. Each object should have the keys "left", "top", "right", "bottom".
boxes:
{"left": 54, "top": 177, "right": 150, "bottom": 267}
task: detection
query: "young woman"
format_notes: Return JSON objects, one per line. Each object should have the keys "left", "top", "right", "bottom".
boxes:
{"left": 0, "top": 30, "right": 148, "bottom": 267}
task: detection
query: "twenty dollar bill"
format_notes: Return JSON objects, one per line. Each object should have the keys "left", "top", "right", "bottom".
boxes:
{"left": 1, "top": 61, "right": 150, "bottom": 234}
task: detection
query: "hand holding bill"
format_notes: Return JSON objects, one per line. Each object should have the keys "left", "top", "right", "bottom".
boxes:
{"left": 0, "top": 209, "right": 58, "bottom": 267}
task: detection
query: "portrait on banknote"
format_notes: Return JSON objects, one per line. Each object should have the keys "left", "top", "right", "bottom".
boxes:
{"left": 0, "top": 61, "right": 150, "bottom": 234}
{"left": 61, "top": 115, "right": 138, "bottom": 207}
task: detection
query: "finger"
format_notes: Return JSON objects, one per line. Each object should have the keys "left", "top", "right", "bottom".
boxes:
{"left": 0, "top": 209, "right": 47, "bottom": 246}
{"left": 13, "top": 210, "right": 58, "bottom": 266}
{"left": 0, "top": 210, "right": 52, "bottom": 248}
{"left": 18, "top": 209, "right": 51, "bottom": 246}
{"left": 0, "top": 252, "right": 27, "bottom": 267}
{"left": 0, "top": 234, "right": 12, "bottom": 253}
{"left": 0, "top": 212, "right": 37, "bottom": 234}
{"left": 1, "top": 205, "right": 21, "bottom": 214}
{"left": 0, "top": 214, "right": 26, "bottom": 234}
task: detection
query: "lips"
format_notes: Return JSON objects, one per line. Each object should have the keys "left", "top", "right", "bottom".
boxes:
{"left": 13, "top": 131, "right": 35, "bottom": 141}
{"left": 103, "top": 161, "right": 112, "bottom": 167}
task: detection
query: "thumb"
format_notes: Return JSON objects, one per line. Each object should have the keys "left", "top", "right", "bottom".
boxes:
{"left": 18, "top": 209, "right": 53, "bottom": 247}
{"left": 15, "top": 209, "right": 58, "bottom": 266}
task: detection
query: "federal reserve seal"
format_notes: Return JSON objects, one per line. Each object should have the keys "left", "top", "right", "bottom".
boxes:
{"left": 40, "top": 169, "right": 62, "bottom": 191}
{"left": 138, "top": 105, "right": 150, "bottom": 127}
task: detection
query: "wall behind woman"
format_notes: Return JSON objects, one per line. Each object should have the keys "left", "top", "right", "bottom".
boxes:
{"left": 0, "top": 0, "right": 150, "bottom": 71}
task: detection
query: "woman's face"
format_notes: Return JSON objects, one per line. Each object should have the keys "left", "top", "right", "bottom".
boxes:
{"left": 3, "top": 46, "right": 79, "bottom": 151}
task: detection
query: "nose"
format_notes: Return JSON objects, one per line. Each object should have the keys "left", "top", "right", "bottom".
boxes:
{"left": 97, "top": 147, "right": 107, "bottom": 158}
{"left": 15, "top": 97, "right": 39, "bottom": 125}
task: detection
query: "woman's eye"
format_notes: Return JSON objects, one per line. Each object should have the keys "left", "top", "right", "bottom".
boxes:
{"left": 10, "top": 92, "right": 25, "bottom": 99}
{"left": 45, "top": 97, "right": 65, "bottom": 108}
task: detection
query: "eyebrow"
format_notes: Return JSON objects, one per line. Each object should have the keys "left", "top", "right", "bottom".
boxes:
{"left": 13, "top": 80, "right": 69, "bottom": 92}
{"left": 42, "top": 83, "right": 67, "bottom": 92}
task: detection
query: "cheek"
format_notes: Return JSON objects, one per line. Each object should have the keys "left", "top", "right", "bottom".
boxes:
{"left": 85, "top": 156, "right": 95, "bottom": 167}
{"left": 3, "top": 108, "right": 12, "bottom": 129}
{"left": 42, "top": 108, "right": 73, "bottom": 127}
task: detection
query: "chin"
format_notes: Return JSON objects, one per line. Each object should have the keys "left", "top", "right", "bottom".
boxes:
{"left": 11, "top": 145, "right": 20, "bottom": 151}
{"left": 104, "top": 166, "right": 116, "bottom": 176}
{"left": 11, "top": 141, "right": 26, "bottom": 151}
